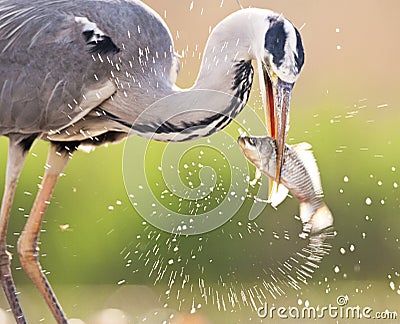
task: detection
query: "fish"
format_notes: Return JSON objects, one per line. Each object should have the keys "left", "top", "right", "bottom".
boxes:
{"left": 237, "top": 135, "right": 333, "bottom": 235}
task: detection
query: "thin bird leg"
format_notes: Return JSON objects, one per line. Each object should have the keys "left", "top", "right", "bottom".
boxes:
{"left": 18, "top": 143, "right": 73, "bottom": 324}
{"left": 0, "top": 135, "right": 36, "bottom": 324}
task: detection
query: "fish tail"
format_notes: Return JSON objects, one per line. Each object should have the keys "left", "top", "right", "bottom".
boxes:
{"left": 300, "top": 202, "right": 333, "bottom": 235}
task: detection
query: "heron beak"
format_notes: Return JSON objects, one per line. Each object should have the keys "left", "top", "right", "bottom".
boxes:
{"left": 261, "top": 63, "right": 293, "bottom": 184}
{"left": 274, "top": 79, "right": 293, "bottom": 183}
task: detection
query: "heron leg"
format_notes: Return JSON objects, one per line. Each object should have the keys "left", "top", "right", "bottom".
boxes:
{"left": 0, "top": 135, "right": 37, "bottom": 324}
{"left": 18, "top": 143, "right": 74, "bottom": 324}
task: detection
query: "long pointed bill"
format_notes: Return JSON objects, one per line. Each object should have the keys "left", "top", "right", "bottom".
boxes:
{"left": 273, "top": 79, "right": 293, "bottom": 184}
{"left": 265, "top": 69, "right": 276, "bottom": 138}
{"left": 257, "top": 60, "right": 269, "bottom": 133}
{"left": 259, "top": 61, "right": 293, "bottom": 194}
{"left": 258, "top": 62, "right": 276, "bottom": 199}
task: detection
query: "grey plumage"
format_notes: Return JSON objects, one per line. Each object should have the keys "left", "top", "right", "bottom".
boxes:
{"left": 0, "top": 1, "right": 304, "bottom": 145}
{"left": 0, "top": 0, "right": 176, "bottom": 138}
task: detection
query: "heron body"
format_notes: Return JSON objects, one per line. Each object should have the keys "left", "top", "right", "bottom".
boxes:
{"left": 0, "top": 1, "right": 304, "bottom": 322}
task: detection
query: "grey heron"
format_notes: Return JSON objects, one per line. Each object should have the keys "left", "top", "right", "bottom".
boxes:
{"left": 0, "top": 0, "right": 304, "bottom": 322}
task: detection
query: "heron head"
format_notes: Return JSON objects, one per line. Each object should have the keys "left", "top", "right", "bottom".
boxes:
{"left": 200, "top": 8, "right": 304, "bottom": 182}
{"left": 259, "top": 13, "right": 305, "bottom": 183}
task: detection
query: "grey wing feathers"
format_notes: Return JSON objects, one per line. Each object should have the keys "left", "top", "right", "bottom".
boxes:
{"left": 0, "top": 0, "right": 178, "bottom": 140}
{"left": 0, "top": 1, "right": 119, "bottom": 135}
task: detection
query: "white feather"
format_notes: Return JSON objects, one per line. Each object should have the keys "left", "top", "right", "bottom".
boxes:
{"left": 75, "top": 16, "right": 105, "bottom": 39}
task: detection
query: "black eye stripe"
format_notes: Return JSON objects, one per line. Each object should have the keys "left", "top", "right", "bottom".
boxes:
{"left": 294, "top": 27, "right": 305, "bottom": 71}
{"left": 264, "top": 21, "right": 287, "bottom": 68}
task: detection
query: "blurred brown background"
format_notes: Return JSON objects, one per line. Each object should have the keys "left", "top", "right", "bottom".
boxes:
{"left": 147, "top": 0, "right": 399, "bottom": 107}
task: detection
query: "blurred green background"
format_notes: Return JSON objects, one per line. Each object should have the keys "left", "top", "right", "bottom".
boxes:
{"left": 0, "top": 0, "right": 399, "bottom": 323}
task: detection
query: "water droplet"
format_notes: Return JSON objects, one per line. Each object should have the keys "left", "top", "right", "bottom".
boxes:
{"left": 340, "top": 248, "right": 346, "bottom": 254}
{"left": 343, "top": 176, "right": 349, "bottom": 183}
{"left": 334, "top": 265, "right": 340, "bottom": 273}
{"left": 389, "top": 281, "right": 395, "bottom": 290}
{"left": 365, "top": 197, "right": 372, "bottom": 205}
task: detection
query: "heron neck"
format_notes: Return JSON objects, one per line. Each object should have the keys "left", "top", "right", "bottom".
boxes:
{"left": 102, "top": 10, "right": 257, "bottom": 142}
{"left": 145, "top": 15, "right": 258, "bottom": 142}
{"left": 128, "top": 57, "right": 254, "bottom": 142}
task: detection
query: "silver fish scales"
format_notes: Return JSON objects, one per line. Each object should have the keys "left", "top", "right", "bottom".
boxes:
{"left": 238, "top": 136, "right": 333, "bottom": 235}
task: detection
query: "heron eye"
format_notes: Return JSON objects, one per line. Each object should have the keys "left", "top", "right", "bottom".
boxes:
{"left": 248, "top": 138, "right": 256, "bottom": 146}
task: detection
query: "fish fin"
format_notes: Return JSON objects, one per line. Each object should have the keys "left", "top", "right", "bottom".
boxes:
{"left": 300, "top": 202, "right": 334, "bottom": 235}
{"left": 250, "top": 168, "right": 262, "bottom": 186}
{"left": 268, "top": 180, "right": 289, "bottom": 208}
{"left": 309, "top": 204, "right": 334, "bottom": 234}
{"left": 299, "top": 202, "right": 314, "bottom": 224}
{"left": 291, "top": 142, "right": 323, "bottom": 196}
